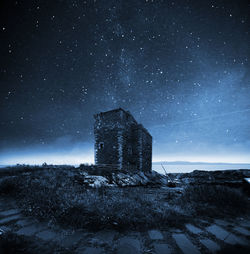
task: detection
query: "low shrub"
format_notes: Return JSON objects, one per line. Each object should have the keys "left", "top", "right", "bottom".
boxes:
{"left": 3, "top": 166, "right": 249, "bottom": 231}
{"left": 3, "top": 166, "right": 186, "bottom": 231}
{"left": 21, "top": 184, "right": 67, "bottom": 219}
{"left": 58, "top": 188, "right": 186, "bottom": 230}
{"left": 179, "top": 185, "right": 248, "bottom": 216}
{"left": 0, "top": 177, "right": 21, "bottom": 196}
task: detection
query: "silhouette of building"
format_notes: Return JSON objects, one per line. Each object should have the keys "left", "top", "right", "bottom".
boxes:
{"left": 94, "top": 108, "right": 152, "bottom": 172}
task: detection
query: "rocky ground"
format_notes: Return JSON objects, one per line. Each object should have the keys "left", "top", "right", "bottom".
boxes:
{"left": 0, "top": 166, "right": 250, "bottom": 253}
{"left": 173, "top": 169, "right": 250, "bottom": 186}
{"left": 1, "top": 194, "right": 250, "bottom": 254}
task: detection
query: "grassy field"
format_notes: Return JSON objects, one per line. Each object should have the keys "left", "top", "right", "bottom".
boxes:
{"left": 0, "top": 165, "right": 249, "bottom": 231}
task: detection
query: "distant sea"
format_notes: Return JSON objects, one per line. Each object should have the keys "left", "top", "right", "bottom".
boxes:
{"left": 153, "top": 164, "right": 250, "bottom": 174}
{"left": 1, "top": 164, "right": 250, "bottom": 174}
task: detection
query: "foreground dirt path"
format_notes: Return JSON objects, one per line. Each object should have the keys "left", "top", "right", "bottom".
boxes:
{"left": 0, "top": 197, "right": 250, "bottom": 254}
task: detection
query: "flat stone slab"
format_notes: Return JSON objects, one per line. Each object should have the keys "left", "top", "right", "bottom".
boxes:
{"left": 185, "top": 224, "right": 203, "bottom": 234}
{"left": 239, "top": 219, "right": 250, "bottom": 228}
{"left": 154, "top": 243, "right": 172, "bottom": 254}
{"left": 95, "top": 230, "right": 116, "bottom": 242}
{"left": 0, "top": 209, "right": 20, "bottom": 217}
{"left": 224, "top": 233, "right": 248, "bottom": 245}
{"left": 0, "top": 214, "right": 21, "bottom": 225}
{"left": 0, "top": 225, "right": 11, "bottom": 233}
{"left": 16, "top": 223, "right": 47, "bottom": 236}
{"left": 206, "top": 225, "right": 230, "bottom": 241}
{"left": 206, "top": 225, "right": 247, "bottom": 245}
{"left": 214, "top": 219, "right": 233, "bottom": 227}
{"left": 198, "top": 219, "right": 210, "bottom": 224}
{"left": 116, "top": 245, "right": 140, "bottom": 254}
{"left": 171, "top": 229, "right": 182, "bottom": 233}
{"left": 16, "top": 219, "right": 35, "bottom": 227}
{"left": 36, "top": 229, "right": 58, "bottom": 241}
{"left": 60, "top": 231, "right": 85, "bottom": 248}
{"left": 173, "top": 233, "right": 200, "bottom": 254}
{"left": 200, "top": 239, "right": 220, "bottom": 253}
{"left": 233, "top": 226, "right": 250, "bottom": 236}
{"left": 117, "top": 236, "right": 141, "bottom": 254}
{"left": 148, "top": 230, "right": 164, "bottom": 240}
{"left": 78, "top": 247, "right": 103, "bottom": 254}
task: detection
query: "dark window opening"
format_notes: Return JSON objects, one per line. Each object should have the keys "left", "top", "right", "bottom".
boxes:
{"left": 99, "top": 142, "right": 104, "bottom": 149}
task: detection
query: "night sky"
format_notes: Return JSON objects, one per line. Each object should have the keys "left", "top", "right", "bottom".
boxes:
{"left": 1, "top": 0, "right": 250, "bottom": 165}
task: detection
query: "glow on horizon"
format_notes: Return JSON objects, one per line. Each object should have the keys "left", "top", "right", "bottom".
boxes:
{"left": 0, "top": 151, "right": 94, "bottom": 166}
{"left": 1, "top": 151, "right": 250, "bottom": 166}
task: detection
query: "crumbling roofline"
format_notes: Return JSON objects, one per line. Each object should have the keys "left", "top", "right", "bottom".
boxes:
{"left": 94, "top": 107, "right": 152, "bottom": 137}
{"left": 94, "top": 108, "right": 137, "bottom": 123}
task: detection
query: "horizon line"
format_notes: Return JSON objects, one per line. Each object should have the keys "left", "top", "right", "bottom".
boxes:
{"left": 1, "top": 160, "right": 250, "bottom": 167}
{"left": 152, "top": 161, "right": 250, "bottom": 164}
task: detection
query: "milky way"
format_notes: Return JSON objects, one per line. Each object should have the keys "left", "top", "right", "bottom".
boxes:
{"left": 0, "top": 0, "right": 250, "bottom": 164}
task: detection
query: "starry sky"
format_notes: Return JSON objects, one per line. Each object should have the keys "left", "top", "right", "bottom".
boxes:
{"left": 0, "top": 0, "right": 250, "bottom": 165}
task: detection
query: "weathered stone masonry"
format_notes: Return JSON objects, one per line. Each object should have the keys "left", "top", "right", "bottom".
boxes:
{"left": 94, "top": 108, "right": 152, "bottom": 172}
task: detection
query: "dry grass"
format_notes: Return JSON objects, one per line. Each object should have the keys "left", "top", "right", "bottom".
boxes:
{"left": 0, "top": 166, "right": 249, "bottom": 231}
{"left": 179, "top": 184, "right": 249, "bottom": 217}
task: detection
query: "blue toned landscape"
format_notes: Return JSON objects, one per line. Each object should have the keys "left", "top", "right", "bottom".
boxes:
{"left": 1, "top": 0, "right": 250, "bottom": 253}
{"left": 153, "top": 162, "right": 250, "bottom": 174}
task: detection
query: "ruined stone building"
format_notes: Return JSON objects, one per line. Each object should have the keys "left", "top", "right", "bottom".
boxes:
{"left": 94, "top": 108, "right": 152, "bottom": 172}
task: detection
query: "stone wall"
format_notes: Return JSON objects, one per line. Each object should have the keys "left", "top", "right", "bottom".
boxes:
{"left": 94, "top": 108, "right": 152, "bottom": 172}
{"left": 94, "top": 128, "right": 120, "bottom": 166}
{"left": 132, "top": 124, "right": 152, "bottom": 173}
